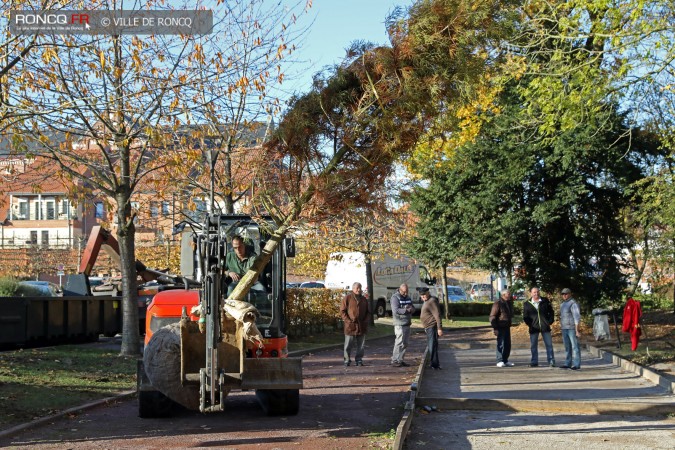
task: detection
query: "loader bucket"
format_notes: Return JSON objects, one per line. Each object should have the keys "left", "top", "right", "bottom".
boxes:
{"left": 241, "top": 357, "right": 303, "bottom": 390}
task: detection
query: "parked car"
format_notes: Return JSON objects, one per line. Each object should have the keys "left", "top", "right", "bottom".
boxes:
{"left": 17, "top": 280, "right": 62, "bottom": 296}
{"left": 88, "top": 276, "right": 105, "bottom": 288}
{"left": 469, "top": 283, "right": 492, "bottom": 300}
{"left": 512, "top": 290, "right": 526, "bottom": 301}
{"left": 446, "top": 285, "right": 469, "bottom": 302}
{"left": 299, "top": 281, "right": 325, "bottom": 289}
{"left": 286, "top": 282, "right": 301, "bottom": 289}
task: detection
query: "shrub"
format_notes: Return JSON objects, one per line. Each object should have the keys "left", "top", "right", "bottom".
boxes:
{"left": 286, "top": 288, "right": 343, "bottom": 338}
{"left": 0, "top": 277, "right": 19, "bottom": 297}
{"left": 444, "top": 300, "right": 525, "bottom": 317}
{"left": 446, "top": 301, "right": 493, "bottom": 317}
{"left": 631, "top": 293, "right": 672, "bottom": 311}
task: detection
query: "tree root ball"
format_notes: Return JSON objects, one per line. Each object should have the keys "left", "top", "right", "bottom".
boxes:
{"left": 143, "top": 322, "right": 200, "bottom": 410}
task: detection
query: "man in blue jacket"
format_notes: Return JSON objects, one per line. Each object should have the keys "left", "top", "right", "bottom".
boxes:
{"left": 522, "top": 286, "right": 556, "bottom": 367}
{"left": 390, "top": 283, "right": 415, "bottom": 367}
{"left": 559, "top": 288, "right": 581, "bottom": 370}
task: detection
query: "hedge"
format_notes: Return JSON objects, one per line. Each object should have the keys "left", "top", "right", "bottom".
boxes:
{"left": 443, "top": 300, "right": 523, "bottom": 317}
{"left": 286, "top": 288, "right": 343, "bottom": 338}
{"left": 285, "top": 290, "right": 528, "bottom": 337}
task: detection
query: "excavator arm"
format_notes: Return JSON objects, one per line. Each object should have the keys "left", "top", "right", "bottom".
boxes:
{"left": 79, "top": 225, "right": 158, "bottom": 282}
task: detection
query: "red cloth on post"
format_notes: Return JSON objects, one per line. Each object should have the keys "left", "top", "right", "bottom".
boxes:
{"left": 622, "top": 297, "right": 642, "bottom": 351}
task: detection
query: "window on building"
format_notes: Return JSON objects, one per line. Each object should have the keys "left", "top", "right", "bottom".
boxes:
{"left": 41, "top": 230, "right": 49, "bottom": 247}
{"left": 61, "top": 200, "right": 69, "bottom": 215}
{"left": 30, "top": 231, "right": 38, "bottom": 245}
{"left": 46, "top": 201, "right": 55, "bottom": 220}
{"left": 94, "top": 202, "right": 104, "bottom": 219}
{"left": 34, "top": 201, "right": 40, "bottom": 220}
{"left": 150, "top": 201, "right": 159, "bottom": 218}
{"left": 161, "top": 201, "right": 170, "bottom": 216}
{"left": 18, "top": 200, "right": 28, "bottom": 219}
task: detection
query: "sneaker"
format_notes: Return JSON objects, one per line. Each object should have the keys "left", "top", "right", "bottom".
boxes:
{"left": 496, "top": 362, "right": 506, "bottom": 368}
{"left": 344, "top": 361, "right": 350, "bottom": 367}
{"left": 355, "top": 361, "right": 364, "bottom": 366}
{"left": 549, "top": 362, "right": 556, "bottom": 367}
{"left": 399, "top": 361, "right": 410, "bottom": 367}
{"left": 570, "top": 366, "right": 580, "bottom": 371}
{"left": 528, "top": 363, "right": 538, "bottom": 367}
{"left": 392, "top": 361, "right": 402, "bottom": 367}
{"left": 432, "top": 366, "right": 442, "bottom": 370}
{"left": 505, "top": 362, "right": 515, "bottom": 367}
{"left": 559, "top": 365, "right": 570, "bottom": 369}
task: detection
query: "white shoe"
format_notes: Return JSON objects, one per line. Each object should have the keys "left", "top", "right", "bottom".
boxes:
{"left": 505, "top": 362, "right": 515, "bottom": 367}
{"left": 496, "top": 362, "right": 505, "bottom": 368}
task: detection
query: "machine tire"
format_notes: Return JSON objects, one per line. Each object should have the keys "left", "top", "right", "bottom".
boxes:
{"left": 375, "top": 300, "right": 387, "bottom": 318}
{"left": 255, "top": 389, "right": 300, "bottom": 416}
{"left": 138, "top": 390, "right": 174, "bottom": 418}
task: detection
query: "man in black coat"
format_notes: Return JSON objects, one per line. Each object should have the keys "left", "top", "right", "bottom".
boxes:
{"left": 522, "top": 286, "right": 556, "bottom": 367}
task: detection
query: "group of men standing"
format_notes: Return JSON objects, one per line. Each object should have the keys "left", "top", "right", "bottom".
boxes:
{"left": 340, "top": 281, "right": 582, "bottom": 372}
{"left": 490, "top": 286, "right": 581, "bottom": 370}
{"left": 340, "top": 282, "right": 443, "bottom": 369}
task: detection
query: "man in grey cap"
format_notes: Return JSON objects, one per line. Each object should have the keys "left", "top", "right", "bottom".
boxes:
{"left": 559, "top": 288, "right": 581, "bottom": 370}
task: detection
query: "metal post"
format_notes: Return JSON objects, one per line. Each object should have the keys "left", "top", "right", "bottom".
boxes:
{"left": 611, "top": 311, "right": 622, "bottom": 349}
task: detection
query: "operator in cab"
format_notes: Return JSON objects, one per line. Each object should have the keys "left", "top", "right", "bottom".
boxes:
{"left": 225, "top": 235, "right": 266, "bottom": 295}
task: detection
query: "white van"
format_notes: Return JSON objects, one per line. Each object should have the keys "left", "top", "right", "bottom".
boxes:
{"left": 324, "top": 252, "right": 437, "bottom": 317}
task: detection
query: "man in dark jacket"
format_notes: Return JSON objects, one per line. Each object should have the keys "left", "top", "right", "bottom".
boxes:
{"left": 390, "top": 283, "right": 415, "bottom": 367}
{"left": 340, "top": 282, "right": 372, "bottom": 367}
{"left": 522, "top": 286, "right": 556, "bottom": 367}
{"left": 490, "top": 289, "right": 514, "bottom": 367}
{"left": 420, "top": 288, "right": 443, "bottom": 369}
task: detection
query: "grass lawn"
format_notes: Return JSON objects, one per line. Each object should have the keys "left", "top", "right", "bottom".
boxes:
{"left": 0, "top": 345, "right": 137, "bottom": 429}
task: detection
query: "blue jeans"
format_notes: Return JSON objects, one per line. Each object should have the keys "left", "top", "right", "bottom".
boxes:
{"left": 496, "top": 327, "right": 511, "bottom": 363}
{"left": 562, "top": 328, "right": 581, "bottom": 368}
{"left": 529, "top": 331, "right": 554, "bottom": 365}
{"left": 344, "top": 334, "right": 366, "bottom": 364}
{"left": 425, "top": 326, "right": 440, "bottom": 368}
{"left": 392, "top": 325, "right": 411, "bottom": 363}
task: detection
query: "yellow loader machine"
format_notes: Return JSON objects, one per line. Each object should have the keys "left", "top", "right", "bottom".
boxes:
{"left": 137, "top": 214, "right": 302, "bottom": 417}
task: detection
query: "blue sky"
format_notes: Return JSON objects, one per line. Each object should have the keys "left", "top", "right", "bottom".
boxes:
{"left": 284, "top": 0, "right": 413, "bottom": 97}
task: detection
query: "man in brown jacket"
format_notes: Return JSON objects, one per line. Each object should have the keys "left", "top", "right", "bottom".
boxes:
{"left": 490, "top": 289, "right": 515, "bottom": 367}
{"left": 420, "top": 288, "right": 443, "bottom": 369}
{"left": 340, "top": 282, "right": 372, "bottom": 367}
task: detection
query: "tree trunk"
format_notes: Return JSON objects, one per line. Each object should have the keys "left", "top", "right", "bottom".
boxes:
{"left": 365, "top": 253, "right": 375, "bottom": 325}
{"left": 224, "top": 145, "right": 234, "bottom": 214}
{"left": 116, "top": 192, "right": 141, "bottom": 357}
{"left": 441, "top": 265, "right": 449, "bottom": 321}
{"left": 230, "top": 143, "right": 351, "bottom": 300}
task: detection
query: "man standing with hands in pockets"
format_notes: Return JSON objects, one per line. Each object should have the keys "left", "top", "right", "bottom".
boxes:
{"left": 340, "top": 282, "right": 371, "bottom": 367}
{"left": 420, "top": 288, "right": 443, "bottom": 369}
{"left": 559, "top": 288, "right": 582, "bottom": 370}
